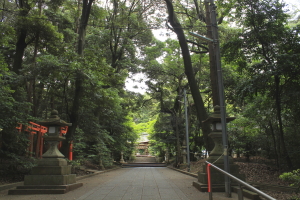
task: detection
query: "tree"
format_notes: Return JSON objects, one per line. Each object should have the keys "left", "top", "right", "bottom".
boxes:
{"left": 65, "top": 0, "right": 94, "bottom": 154}
{"left": 164, "top": 0, "right": 212, "bottom": 150}
{"left": 223, "top": 0, "right": 300, "bottom": 169}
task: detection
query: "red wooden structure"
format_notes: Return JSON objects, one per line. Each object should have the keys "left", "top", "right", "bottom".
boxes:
{"left": 16, "top": 122, "right": 72, "bottom": 159}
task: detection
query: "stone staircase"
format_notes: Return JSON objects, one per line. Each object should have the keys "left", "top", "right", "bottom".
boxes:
{"left": 122, "top": 156, "right": 166, "bottom": 167}
{"left": 132, "top": 156, "right": 156, "bottom": 163}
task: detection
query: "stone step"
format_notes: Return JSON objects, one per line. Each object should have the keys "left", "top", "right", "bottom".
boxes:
{"left": 8, "top": 189, "right": 66, "bottom": 195}
{"left": 122, "top": 163, "right": 167, "bottom": 168}
{"left": 133, "top": 156, "right": 156, "bottom": 163}
{"left": 8, "top": 182, "right": 83, "bottom": 195}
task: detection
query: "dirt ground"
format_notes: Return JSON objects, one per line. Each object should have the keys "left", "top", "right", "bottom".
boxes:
{"left": 185, "top": 157, "right": 300, "bottom": 200}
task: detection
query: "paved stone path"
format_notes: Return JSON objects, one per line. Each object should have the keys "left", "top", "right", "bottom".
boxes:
{"left": 0, "top": 167, "right": 247, "bottom": 200}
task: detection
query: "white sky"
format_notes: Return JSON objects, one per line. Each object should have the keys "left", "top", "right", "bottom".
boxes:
{"left": 125, "top": 73, "right": 149, "bottom": 94}
{"left": 124, "top": 29, "right": 176, "bottom": 94}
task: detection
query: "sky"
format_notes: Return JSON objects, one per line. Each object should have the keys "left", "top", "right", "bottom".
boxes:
{"left": 125, "top": 0, "right": 300, "bottom": 94}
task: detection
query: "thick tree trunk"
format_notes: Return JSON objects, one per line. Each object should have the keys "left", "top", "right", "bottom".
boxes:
{"left": 12, "top": 29, "right": 27, "bottom": 75}
{"left": 164, "top": 0, "right": 212, "bottom": 150}
{"left": 63, "top": 0, "right": 94, "bottom": 157}
{"left": 12, "top": 0, "right": 31, "bottom": 75}
{"left": 274, "top": 75, "right": 292, "bottom": 169}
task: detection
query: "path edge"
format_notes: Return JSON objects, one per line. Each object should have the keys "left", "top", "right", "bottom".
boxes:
{"left": 0, "top": 166, "right": 122, "bottom": 191}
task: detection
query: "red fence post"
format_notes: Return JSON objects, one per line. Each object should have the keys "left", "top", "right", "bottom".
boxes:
{"left": 69, "top": 141, "right": 73, "bottom": 161}
{"left": 207, "top": 163, "right": 212, "bottom": 200}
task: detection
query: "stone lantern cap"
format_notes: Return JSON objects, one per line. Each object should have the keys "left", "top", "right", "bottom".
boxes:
{"left": 203, "top": 105, "right": 235, "bottom": 124}
{"left": 37, "top": 110, "right": 72, "bottom": 127}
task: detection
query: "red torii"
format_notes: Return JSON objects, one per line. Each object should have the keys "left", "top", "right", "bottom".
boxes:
{"left": 16, "top": 122, "right": 70, "bottom": 159}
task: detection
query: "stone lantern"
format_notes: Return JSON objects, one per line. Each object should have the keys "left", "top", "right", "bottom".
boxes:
{"left": 204, "top": 106, "right": 235, "bottom": 164}
{"left": 38, "top": 110, "right": 72, "bottom": 159}
{"left": 193, "top": 106, "right": 245, "bottom": 192}
{"left": 9, "top": 110, "right": 83, "bottom": 195}
{"left": 120, "top": 151, "right": 125, "bottom": 163}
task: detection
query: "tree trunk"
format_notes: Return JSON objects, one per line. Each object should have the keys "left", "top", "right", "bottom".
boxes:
{"left": 12, "top": 29, "right": 27, "bottom": 75}
{"left": 63, "top": 0, "right": 94, "bottom": 157}
{"left": 12, "top": 0, "right": 31, "bottom": 75}
{"left": 32, "top": 0, "right": 43, "bottom": 117}
{"left": 269, "top": 120, "right": 279, "bottom": 168}
{"left": 274, "top": 75, "right": 292, "bottom": 169}
{"left": 164, "top": 0, "right": 212, "bottom": 150}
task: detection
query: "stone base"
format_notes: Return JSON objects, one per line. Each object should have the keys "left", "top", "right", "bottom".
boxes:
{"left": 37, "top": 158, "right": 68, "bottom": 166}
{"left": 197, "top": 163, "right": 245, "bottom": 184}
{"left": 193, "top": 181, "right": 226, "bottom": 192}
{"left": 193, "top": 182, "right": 260, "bottom": 200}
{"left": 178, "top": 164, "right": 187, "bottom": 170}
{"left": 8, "top": 183, "right": 83, "bottom": 195}
{"left": 24, "top": 174, "right": 76, "bottom": 185}
{"left": 31, "top": 165, "right": 72, "bottom": 175}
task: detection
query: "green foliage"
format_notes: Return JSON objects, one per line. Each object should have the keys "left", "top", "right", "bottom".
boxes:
{"left": 1, "top": 0, "right": 299, "bottom": 173}
{"left": 222, "top": 0, "right": 300, "bottom": 168}
{"left": 133, "top": 119, "right": 156, "bottom": 136}
{"left": 280, "top": 169, "right": 300, "bottom": 188}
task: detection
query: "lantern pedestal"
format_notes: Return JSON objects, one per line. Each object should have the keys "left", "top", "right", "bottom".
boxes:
{"left": 8, "top": 110, "right": 82, "bottom": 195}
{"left": 193, "top": 106, "right": 244, "bottom": 192}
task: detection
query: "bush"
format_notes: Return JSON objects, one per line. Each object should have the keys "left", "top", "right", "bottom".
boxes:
{"left": 280, "top": 169, "right": 300, "bottom": 190}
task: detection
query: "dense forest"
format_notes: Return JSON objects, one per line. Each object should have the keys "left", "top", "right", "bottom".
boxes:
{"left": 0, "top": 0, "right": 300, "bottom": 176}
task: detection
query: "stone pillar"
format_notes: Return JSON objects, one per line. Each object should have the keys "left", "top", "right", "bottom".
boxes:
{"left": 178, "top": 140, "right": 188, "bottom": 169}
{"left": 164, "top": 148, "right": 169, "bottom": 164}
{"left": 120, "top": 151, "right": 125, "bottom": 163}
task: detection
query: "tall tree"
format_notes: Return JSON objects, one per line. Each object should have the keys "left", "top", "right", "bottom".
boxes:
{"left": 223, "top": 0, "right": 300, "bottom": 169}
{"left": 65, "top": 0, "right": 94, "bottom": 153}
{"left": 164, "top": 0, "right": 212, "bottom": 150}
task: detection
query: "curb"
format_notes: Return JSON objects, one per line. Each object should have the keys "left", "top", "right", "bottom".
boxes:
{"left": 76, "top": 166, "right": 121, "bottom": 181}
{"left": 167, "top": 166, "right": 198, "bottom": 178}
{"left": 0, "top": 166, "right": 122, "bottom": 192}
{"left": 0, "top": 182, "right": 24, "bottom": 192}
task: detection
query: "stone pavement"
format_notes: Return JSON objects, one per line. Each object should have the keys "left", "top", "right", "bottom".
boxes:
{"left": 0, "top": 167, "right": 248, "bottom": 200}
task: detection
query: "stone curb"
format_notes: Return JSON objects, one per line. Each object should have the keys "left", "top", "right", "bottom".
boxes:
{"left": 0, "top": 166, "right": 122, "bottom": 192}
{"left": 76, "top": 166, "right": 121, "bottom": 181}
{"left": 167, "top": 166, "right": 198, "bottom": 178}
{"left": 0, "top": 182, "right": 24, "bottom": 192}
